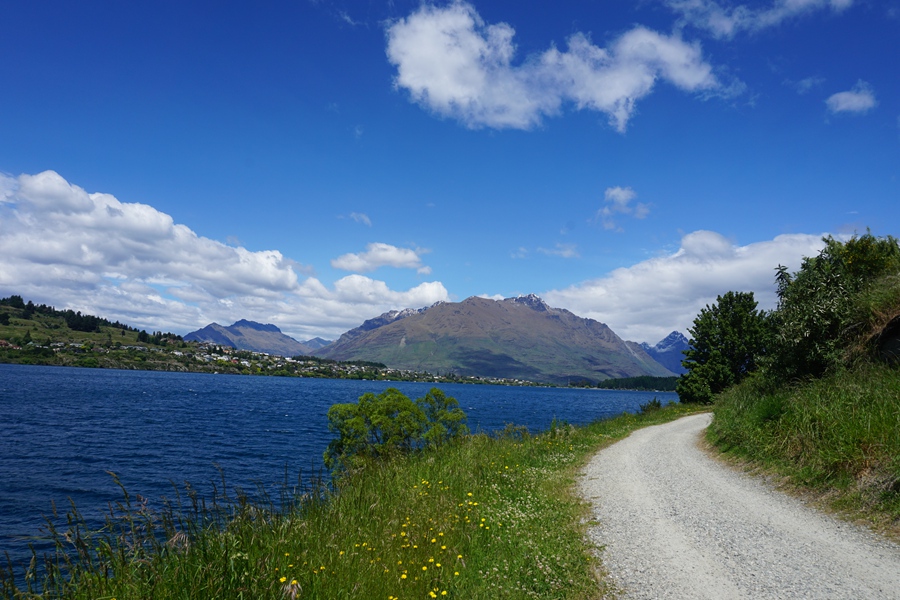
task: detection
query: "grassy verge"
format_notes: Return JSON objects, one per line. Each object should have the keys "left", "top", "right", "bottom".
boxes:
{"left": 2, "top": 403, "right": 707, "bottom": 599}
{"left": 708, "top": 362, "right": 900, "bottom": 538}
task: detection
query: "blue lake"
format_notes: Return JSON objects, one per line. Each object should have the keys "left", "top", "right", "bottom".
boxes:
{"left": 0, "top": 363, "right": 678, "bottom": 568}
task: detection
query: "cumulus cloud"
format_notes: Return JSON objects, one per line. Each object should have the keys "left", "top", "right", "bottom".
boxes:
{"left": 664, "top": 0, "right": 854, "bottom": 38}
{"left": 0, "top": 171, "right": 449, "bottom": 340}
{"left": 331, "top": 242, "right": 432, "bottom": 274}
{"left": 826, "top": 80, "right": 877, "bottom": 114}
{"left": 598, "top": 186, "right": 650, "bottom": 230}
{"left": 543, "top": 230, "right": 828, "bottom": 344}
{"left": 385, "top": 1, "right": 729, "bottom": 132}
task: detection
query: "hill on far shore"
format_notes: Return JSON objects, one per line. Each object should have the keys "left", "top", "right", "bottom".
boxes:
{"left": 184, "top": 320, "right": 326, "bottom": 357}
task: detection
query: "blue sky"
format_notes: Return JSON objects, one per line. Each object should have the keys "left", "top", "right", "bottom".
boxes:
{"left": 1, "top": 0, "right": 897, "bottom": 344}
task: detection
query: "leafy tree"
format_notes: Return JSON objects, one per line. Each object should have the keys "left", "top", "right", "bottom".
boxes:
{"left": 324, "top": 388, "right": 425, "bottom": 472}
{"left": 677, "top": 291, "right": 770, "bottom": 404}
{"left": 769, "top": 233, "right": 900, "bottom": 380}
{"left": 324, "top": 387, "right": 468, "bottom": 473}
{"left": 417, "top": 387, "right": 469, "bottom": 445}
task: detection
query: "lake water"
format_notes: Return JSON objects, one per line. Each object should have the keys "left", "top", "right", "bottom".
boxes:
{"left": 0, "top": 363, "right": 678, "bottom": 569}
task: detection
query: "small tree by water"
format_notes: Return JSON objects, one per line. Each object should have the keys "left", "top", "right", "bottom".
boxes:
{"left": 324, "top": 387, "right": 469, "bottom": 474}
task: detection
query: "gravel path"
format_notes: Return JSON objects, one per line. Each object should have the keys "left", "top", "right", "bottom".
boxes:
{"left": 578, "top": 413, "right": 900, "bottom": 599}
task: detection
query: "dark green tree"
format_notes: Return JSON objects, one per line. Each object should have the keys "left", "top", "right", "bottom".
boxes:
{"left": 2, "top": 295, "right": 26, "bottom": 309}
{"left": 677, "top": 291, "right": 770, "bottom": 404}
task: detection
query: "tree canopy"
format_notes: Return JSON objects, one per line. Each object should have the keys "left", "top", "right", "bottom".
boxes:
{"left": 676, "top": 291, "right": 770, "bottom": 404}
{"left": 769, "top": 233, "right": 900, "bottom": 381}
{"left": 324, "top": 387, "right": 469, "bottom": 474}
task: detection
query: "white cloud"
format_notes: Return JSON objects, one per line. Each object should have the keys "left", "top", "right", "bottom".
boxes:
{"left": 826, "top": 80, "right": 877, "bottom": 114}
{"left": 543, "top": 230, "right": 828, "bottom": 344}
{"left": 598, "top": 186, "right": 650, "bottom": 230}
{"left": 605, "top": 186, "right": 637, "bottom": 208}
{"left": 385, "top": 1, "right": 728, "bottom": 132}
{"left": 793, "top": 75, "right": 825, "bottom": 94}
{"left": 476, "top": 293, "right": 505, "bottom": 301}
{"left": 664, "top": 0, "right": 854, "bottom": 38}
{"left": 349, "top": 212, "right": 372, "bottom": 226}
{"left": 537, "top": 243, "right": 580, "bottom": 258}
{"left": 0, "top": 171, "right": 449, "bottom": 340}
{"left": 331, "top": 242, "right": 431, "bottom": 273}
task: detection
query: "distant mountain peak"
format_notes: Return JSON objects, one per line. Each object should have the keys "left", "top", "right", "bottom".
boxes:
{"left": 638, "top": 331, "right": 689, "bottom": 375}
{"left": 655, "top": 331, "right": 689, "bottom": 353}
{"left": 231, "top": 319, "right": 282, "bottom": 333}
{"left": 185, "top": 320, "right": 311, "bottom": 356}
{"left": 504, "top": 293, "right": 550, "bottom": 312}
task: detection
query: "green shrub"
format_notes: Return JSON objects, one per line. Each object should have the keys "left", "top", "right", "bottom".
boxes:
{"left": 324, "top": 387, "right": 468, "bottom": 473}
{"left": 769, "top": 232, "right": 900, "bottom": 380}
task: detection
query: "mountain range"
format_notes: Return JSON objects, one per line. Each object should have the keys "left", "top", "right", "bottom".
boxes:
{"left": 184, "top": 296, "right": 688, "bottom": 384}
{"left": 184, "top": 319, "right": 326, "bottom": 357}
{"left": 315, "top": 294, "right": 674, "bottom": 384}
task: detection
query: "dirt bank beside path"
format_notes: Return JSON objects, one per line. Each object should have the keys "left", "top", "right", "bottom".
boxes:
{"left": 578, "top": 413, "right": 900, "bottom": 599}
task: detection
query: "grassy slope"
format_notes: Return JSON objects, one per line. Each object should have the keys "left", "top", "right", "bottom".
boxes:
{"left": 0, "top": 306, "right": 143, "bottom": 347}
{"left": 708, "top": 363, "right": 900, "bottom": 539}
{"left": 2, "top": 403, "right": 708, "bottom": 599}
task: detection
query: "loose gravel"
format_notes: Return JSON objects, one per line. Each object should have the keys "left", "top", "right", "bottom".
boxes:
{"left": 578, "top": 413, "right": 900, "bottom": 599}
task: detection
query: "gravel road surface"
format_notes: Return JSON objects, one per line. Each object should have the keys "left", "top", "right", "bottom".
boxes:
{"left": 578, "top": 413, "right": 900, "bottom": 599}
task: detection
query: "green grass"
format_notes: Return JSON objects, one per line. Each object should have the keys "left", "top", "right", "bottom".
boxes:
{"left": 2, "top": 403, "right": 707, "bottom": 599}
{"left": 0, "top": 309, "right": 143, "bottom": 348}
{"left": 708, "top": 362, "right": 900, "bottom": 536}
